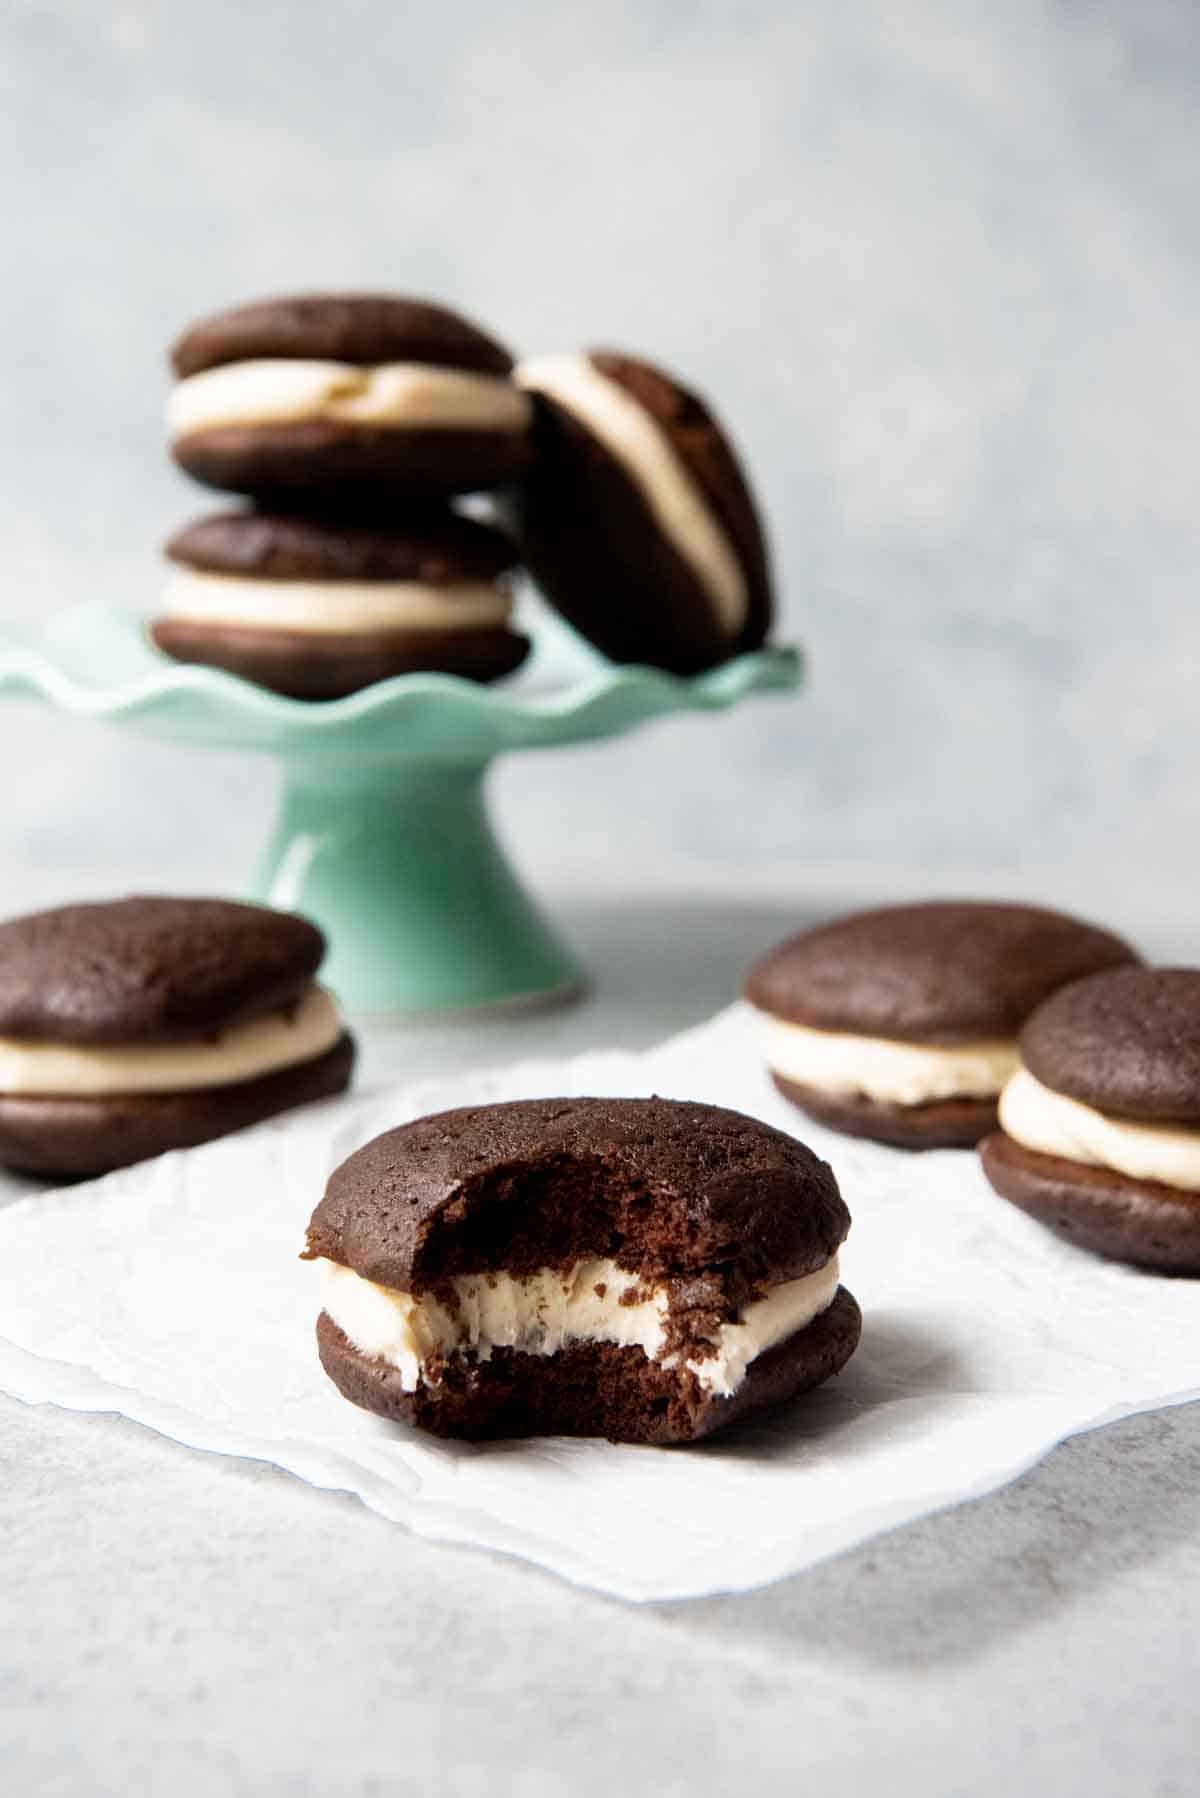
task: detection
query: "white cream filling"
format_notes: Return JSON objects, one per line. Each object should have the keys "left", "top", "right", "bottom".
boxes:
{"left": 162, "top": 568, "right": 512, "bottom": 636}
{"left": 168, "top": 358, "right": 532, "bottom": 438}
{"left": 516, "top": 352, "right": 749, "bottom": 637}
{"left": 760, "top": 1012, "right": 1019, "bottom": 1107}
{"left": 318, "top": 1252, "right": 840, "bottom": 1398}
{"left": 687, "top": 1256, "right": 841, "bottom": 1397}
{"left": 0, "top": 984, "right": 343, "bottom": 1097}
{"left": 999, "top": 1067, "right": 1200, "bottom": 1193}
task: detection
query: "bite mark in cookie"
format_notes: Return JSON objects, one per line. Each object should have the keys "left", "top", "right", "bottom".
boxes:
{"left": 304, "top": 1096, "right": 860, "bottom": 1443}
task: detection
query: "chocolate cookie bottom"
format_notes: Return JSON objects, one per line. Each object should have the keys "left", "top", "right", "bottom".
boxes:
{"left": 980, "top": 1131, "right": 1200, "bottom": 1274}
{"left": 316, "top": 1285, "right": 862, "bottom": 1445}
{"left": 771, "top": 1073, "right": 997, "bottom": 1150}
{"left": 150, "top": 619, "right": 529, "bottom": 699}
{"left": 0, "top": 1033, "right": 356, "bottom": 1180}
{"left": 172, "top": 421, "right": 531, "bottom": 500}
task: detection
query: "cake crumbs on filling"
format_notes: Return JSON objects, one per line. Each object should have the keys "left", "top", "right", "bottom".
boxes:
{"left": 399, "top": 1261, "right": 794, "bottom": 1379}
{"left": 428, "top": 1280, "right": 462, "bottom": 1320}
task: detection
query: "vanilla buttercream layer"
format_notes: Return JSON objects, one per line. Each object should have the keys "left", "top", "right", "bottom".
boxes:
{"left": 688, "top": 1255, "right": 842, "bottom": 1397}
{"left": 516, "top": 353, "right": 748, "bottom": 637}
{"left": 318, "top": 1252, "right": 840, "bottom": 1398}
{"left": 169, "top": 359, "right": 532, "bottom": 439}
{"left": 999, "top": 1068, "right": 1200, "bottom": 1193}
{"left": 0, "top": 984, "right": 343, "bottom": 1097}
{"left": 760, "top": 1013, "right": 1019, "bottom": 1107}
{"left": 162, "top": 568, "right": 512, "bottom": 636}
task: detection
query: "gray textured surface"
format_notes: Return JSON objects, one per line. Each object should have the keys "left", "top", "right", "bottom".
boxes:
{"left": 3, "top": 1398, "right": 1197, "bottom": 1798}
{"left": 2, "top": 1, "right": 1199, "bottom": 894}
{"left": 1, "top": 892, "right": 1198, "bottom": 1796}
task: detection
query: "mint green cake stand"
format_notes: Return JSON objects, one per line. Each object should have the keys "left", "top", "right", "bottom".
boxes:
{"left": 0, "top": 603, "right": 801, "bottom": 1013}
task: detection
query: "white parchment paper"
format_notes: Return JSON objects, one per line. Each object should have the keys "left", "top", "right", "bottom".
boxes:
{"left": 0, "top": 1004, "right": 1195, "bottom": 1602}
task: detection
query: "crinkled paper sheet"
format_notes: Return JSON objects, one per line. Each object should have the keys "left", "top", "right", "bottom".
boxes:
{"left": 0, "top": 1004, "right": 1195, "bottom": 1602}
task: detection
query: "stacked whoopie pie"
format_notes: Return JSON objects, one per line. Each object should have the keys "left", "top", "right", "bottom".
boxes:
{"left": 154, "top": 292, "right": 775, "bottom": 697}
{"left": 156, "top": 295, "right": 533, "bottom": 699}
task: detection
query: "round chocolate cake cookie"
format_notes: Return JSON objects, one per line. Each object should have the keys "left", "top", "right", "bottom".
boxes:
{"left": 0, "top": 897, "right": 354, "bottom": 1178}
{"left": 153, "top": 506, "right": 529, "bottom": 698}
{"left": 513, "top": 350, "right": 772, "bottom": 674}
{"left": 745, "top": 901, "right": 1138, "bottom": 1151}
{"left": 168, "top": 293, "right": 532, "bottom": 498}
{"left": 981, "top": 966, "right": 1200, "bottom": 1272}
{"left": 303, "top": 1096, "right": 861, "bottom": 1444}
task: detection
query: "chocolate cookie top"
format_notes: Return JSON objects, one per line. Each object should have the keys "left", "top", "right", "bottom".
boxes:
{"left": 0, "top": 898, "right": 325, "bottom": 1046}
{"left": 171, "top": 294, "right": 515, "bottom": 380}
{"left": 166, "top": 508, "right": 518, "bottom": 584}
{"left": 588, "top": 351, "right": 773, "bottom": 653}
{"left": 745, "top": 901, "right": 1138, "bottom": 1043}
{"left": 1020, "top": 966, "right": 1200, "bottom": 1124}
{"left": 304, "top": 1096, "right": 848, "bottom": 1291}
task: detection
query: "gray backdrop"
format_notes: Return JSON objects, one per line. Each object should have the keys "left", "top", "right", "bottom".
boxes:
{"left": 2, "top": 0, "right": 1196, "bottom": 918}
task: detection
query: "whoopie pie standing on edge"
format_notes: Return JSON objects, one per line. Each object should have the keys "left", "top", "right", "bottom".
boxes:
{"left": 981, "top": 966, "right": 1200, "bottom": 1274}
{"left": 0, "top": 898, "right": 354, "bottom": 1179}
{"left": 167, "top": 294, "right": 533, "bottom": 499}
{"left": 303, "top": 1097, "right": 861, "bottom": 1444}
{"left": 153, "top": 505, "right": 529, "bottom": 700}
{"left": 745, "top": 901, "right": 1139, "bottom": 1150}
{"left": 514, "top": 350, "right": 773, "bottom": 674}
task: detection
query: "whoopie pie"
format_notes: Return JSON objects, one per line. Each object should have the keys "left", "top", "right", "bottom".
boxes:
{"left": 0, "top": 897, "right": 354, "bottom": 1178}
{"left": 514, "top": 350, "right": 773, "bottom": 674}
{"left": 168, "top": 293, "right": 532, "bottom": 499}
{"left": 304, "top": 1096, "right": 861, "bottom": 1444}
{"left": 153, "top": 506, "right": 528, "bottom": 698}
{"left": 745, "top": 901, "right": 1138, "bottom": 1150}
{"left": 981, "top": 966, "right": 1200, "bottom": 1273}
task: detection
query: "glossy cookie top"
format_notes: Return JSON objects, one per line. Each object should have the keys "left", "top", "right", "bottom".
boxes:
{"left": 0, "top": 897, "right": 325, "bottom": 1045}
{"left": 305, "top": 1095, "right": 848, "bottom": 1292}
{"left": 745, "top": 901, "right": 1138, "bottom": 1044}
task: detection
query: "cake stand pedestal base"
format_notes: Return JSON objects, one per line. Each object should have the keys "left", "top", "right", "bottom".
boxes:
{"left": 254, "top": 759, "right": 583, "bottom": 1013}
